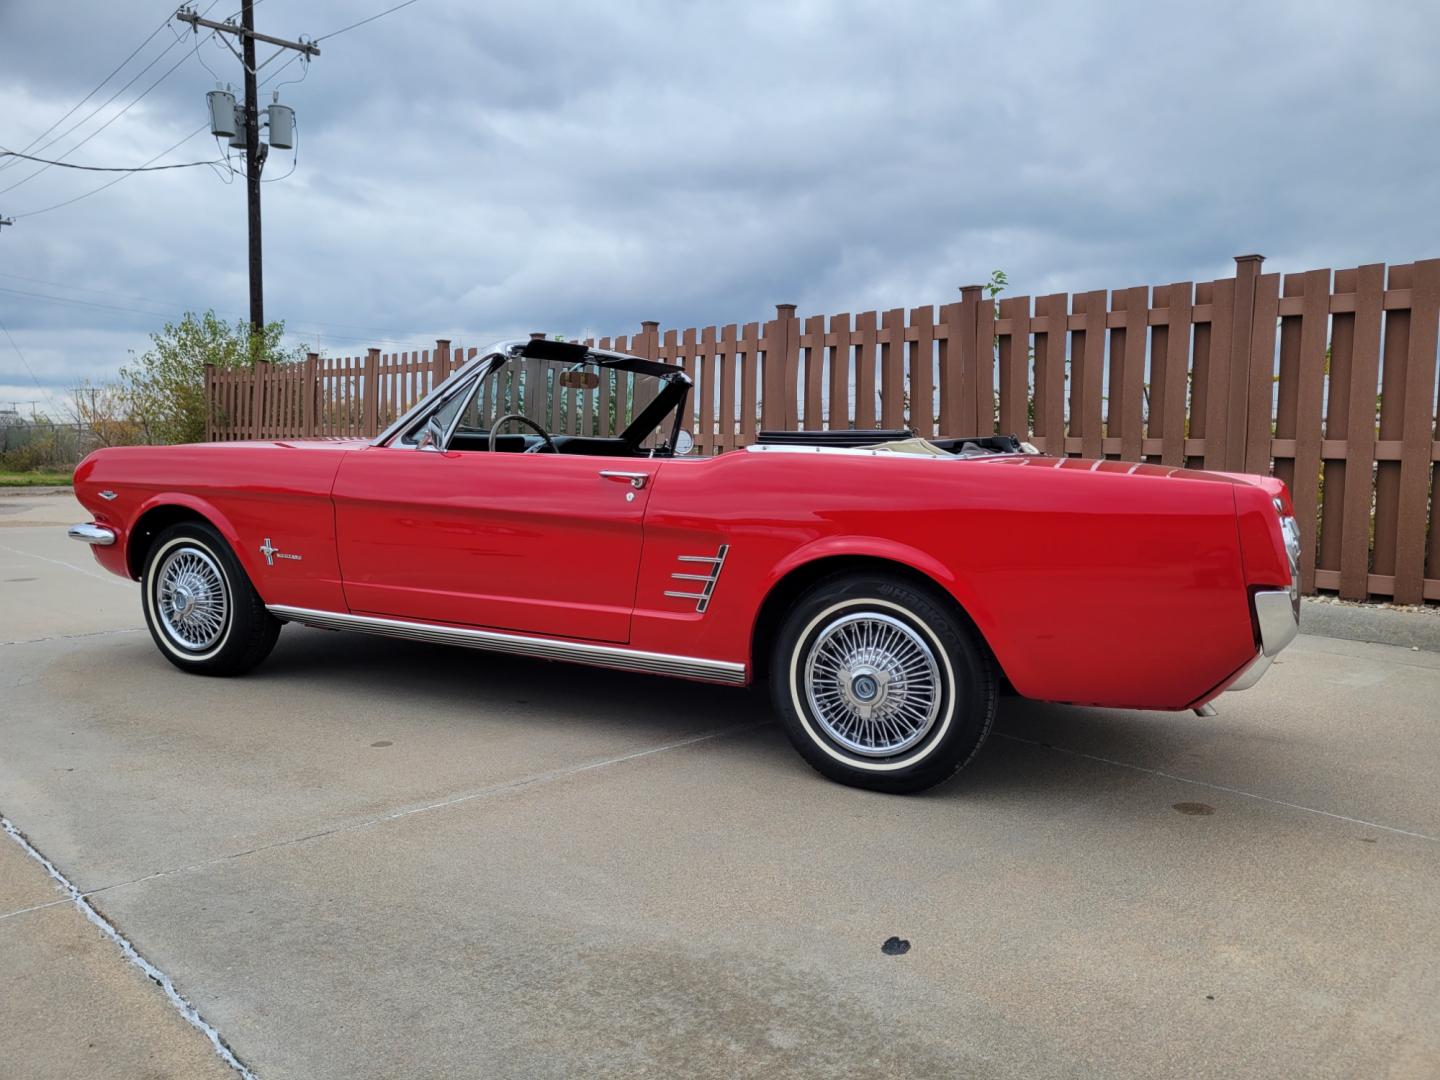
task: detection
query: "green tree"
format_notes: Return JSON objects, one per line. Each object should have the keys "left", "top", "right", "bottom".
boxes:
{"left": 120, "top": 311, "right": 307, "bottom": 444}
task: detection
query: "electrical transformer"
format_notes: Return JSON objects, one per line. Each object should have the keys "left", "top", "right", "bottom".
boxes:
{"left": 266, "top": 103, "right": 295, "bottom": 149}
{"left": 206, "top": 89, "right": 237, "bottom": 138}
{"left": 228, "top": 104, "right": 247, "bottom": 149}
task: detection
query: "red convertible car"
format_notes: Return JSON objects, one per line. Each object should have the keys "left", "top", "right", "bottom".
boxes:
{"left": 70, "top": 338, "right": 1300, "bottom": 793}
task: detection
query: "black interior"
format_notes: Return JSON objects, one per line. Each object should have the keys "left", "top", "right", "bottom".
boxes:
{"left": 448, "top": 430, "right": 641, "bottom": 456}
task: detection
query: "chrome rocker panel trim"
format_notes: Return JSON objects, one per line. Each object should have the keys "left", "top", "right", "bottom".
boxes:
{"left": 266, "top": 605, "right": 748, "bottom": 685}
{"left": 68, "top": 522, "right": 117, "bottom": 546}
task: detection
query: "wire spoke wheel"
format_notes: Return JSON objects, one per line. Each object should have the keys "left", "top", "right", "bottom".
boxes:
{"left": 155, "top": 546, "right": 229, "bottom": 652}
{"left": 803, "top": 611, "right": 942, "bottom": 757}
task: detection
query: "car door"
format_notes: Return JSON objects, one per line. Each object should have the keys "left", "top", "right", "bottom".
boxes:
{"left": 332, "top": 444, "right": 657, "bottom": 643}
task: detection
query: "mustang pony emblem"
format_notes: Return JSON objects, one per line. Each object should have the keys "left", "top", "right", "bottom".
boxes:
{"left": 258, "top": 538, "right": 302, "bottom": 566}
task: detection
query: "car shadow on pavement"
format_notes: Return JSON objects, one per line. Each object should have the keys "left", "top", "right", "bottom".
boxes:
{"left": 253, "top": 625, "right": 1242, "bottom": 806}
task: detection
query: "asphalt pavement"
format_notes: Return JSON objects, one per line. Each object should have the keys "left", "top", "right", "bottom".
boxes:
{"left": 2, "top": 490, "right": 1437, "bottom": 1079}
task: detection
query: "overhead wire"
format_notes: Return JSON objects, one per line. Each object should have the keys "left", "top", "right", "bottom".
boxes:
{"left": 9, "top": 122, "right": 210, "bottom": 218}
{"left": 0, "top": 148, "right": 224, "bottom": 173}
{"left": 0, "top": 2, "right": 179, "bottom": 174}
{"left": 0, "top": 279, "right": 436, "bottom": 341}
{"left": 0, "top": 37, "right": 206, "bottom": 195}
{"left": 8, "top": 44, "right": 305, "bottom": 218}
{"left": 312, "top": 0, "right": 422, "bottom": 43}
{"left": 0, "top": 317, "right": 61, "bottom": 410}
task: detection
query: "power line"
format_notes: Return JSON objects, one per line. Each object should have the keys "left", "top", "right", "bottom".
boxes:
{"left": 313, "top": 0, "right": 422, "bottom": 42}
{"left": 0, "top": 148, "right": 224, "bottom": 173}
{"left": 0, "top": 39, "right": 205, "bottom": 196}
{"left": 4, "top": 31, "right": 190, "bottom": 182}
{"left": 0, "top": 279, "right": 437, "bottom": 341}
{"left": 0, "top": 318, "right": 58, "bottom": 408}
{"left": 4, "top": 48, "right": 302, "bottom": 220}
{"left": 9, "top": 122, "right": 211, "bottom": 218}
{"left": 0, "top": 3, "right": 178, "bottom": 174}
{"left": 0, "top": 270, "right": 188, "bottom": 303}
{"left": 0, "top": 285, "right": 176, "bottom": 319}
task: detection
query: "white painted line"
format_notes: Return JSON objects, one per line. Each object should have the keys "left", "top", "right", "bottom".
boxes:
{"left": 0, "top": 541, "right": 136, "bottom": 590}
{"left": 1, "top": 816, "right": 257, "bottom": 1079}
{"left": 997, "top": 732, "right": 1440, "bottom": 844}
{"left": 88, "top": 722, "right": 765, "bottom": 899}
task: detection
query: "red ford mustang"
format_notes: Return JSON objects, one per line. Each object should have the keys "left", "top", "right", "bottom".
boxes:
{"left": 70, "top": 338, "right": 1300, "bottom": 793}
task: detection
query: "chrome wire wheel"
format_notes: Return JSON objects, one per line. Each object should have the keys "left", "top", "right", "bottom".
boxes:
{"left": 155, "top": 545, "right": 229, "bottom": 652}
{"left": 803, "top": 611, "right": 942, "bottom": 757}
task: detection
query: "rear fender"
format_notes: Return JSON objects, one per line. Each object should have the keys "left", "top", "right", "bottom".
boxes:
{"left": 757, "top": 535, "right": 1004, "bottom": 663}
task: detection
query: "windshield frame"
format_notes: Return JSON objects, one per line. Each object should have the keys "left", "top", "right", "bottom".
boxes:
{"left": 374, "top": 338, "right": 693, "bottom": 454}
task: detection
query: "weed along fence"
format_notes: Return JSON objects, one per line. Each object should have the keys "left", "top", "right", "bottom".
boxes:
{"left": 205, "top": 255, "right": 1440, "bottom": 605}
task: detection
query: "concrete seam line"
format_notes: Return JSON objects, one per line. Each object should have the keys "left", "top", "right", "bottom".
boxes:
{"left": 0, "top": 541, "right": 137, "bottom": 589}
{"left": 85, "top": 721, "right": 765, "bottom": 899}
{"left": 997, "top": 733, "right": 1440, "bottom": 844}
{"left": 2, "top": 627, "right": 145, "bottom": 647}
{"left": 0, "top": 815, "right": 259, "bottom": 1080}
{"left": 0, "top": 896, "right": 71, "bottom": 922}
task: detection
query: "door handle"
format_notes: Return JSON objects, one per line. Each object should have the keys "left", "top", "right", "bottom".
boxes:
{"left": 599, "top": 470, "right": 649, "bottom": 490}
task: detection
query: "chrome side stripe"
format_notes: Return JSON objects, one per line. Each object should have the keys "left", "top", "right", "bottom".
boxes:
{"left": 266, "top": 604, "right": 747, "bottom": 685}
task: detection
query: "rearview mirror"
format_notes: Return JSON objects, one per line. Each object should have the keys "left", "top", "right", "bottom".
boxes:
{"left": 559, "top": 369, "right": 600, "bottom": 390}
{"left": 673, "top": 429, "right": 694, "bottom": 456}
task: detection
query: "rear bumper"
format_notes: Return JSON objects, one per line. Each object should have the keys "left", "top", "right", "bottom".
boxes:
{"left": 1227, "top": 588, "right": 1300, "bottom": 692}
{"left": 68, "top": 522, "right": 116, "bottom": 546}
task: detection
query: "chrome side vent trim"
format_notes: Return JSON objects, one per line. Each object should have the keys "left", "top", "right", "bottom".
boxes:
{"left": 664, "top": 544, "right": 729, "bottom": 613}
{"left": 266, "top": 605, "right": 746, "bottom": 685}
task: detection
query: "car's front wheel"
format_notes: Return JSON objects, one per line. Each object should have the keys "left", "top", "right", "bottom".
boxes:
{"left": 141, "top": 521, "right": 280, "bottom": 676}
{"left": 770, "top": 573, "right": 997, "bottom": 794}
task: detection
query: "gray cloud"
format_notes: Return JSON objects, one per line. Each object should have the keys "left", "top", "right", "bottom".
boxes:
{"left": 1, "top": 0, "right": 1437, "bottom": 410}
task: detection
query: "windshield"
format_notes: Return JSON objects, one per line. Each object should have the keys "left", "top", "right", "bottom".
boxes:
{"left": 456, "top": 356, "right": 675, "bottom": 449}
{"left": 392, "top": 344, "right": 690, "bottom": 456}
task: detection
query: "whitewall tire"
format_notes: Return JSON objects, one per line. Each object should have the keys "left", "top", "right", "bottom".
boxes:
{"left": 141, "top": 522, "right": 280, "bottom": 676}
{"left": 770, "top": 573, "right": 996, "bottom": 793}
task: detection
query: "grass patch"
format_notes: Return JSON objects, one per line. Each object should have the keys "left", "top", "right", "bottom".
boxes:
{"left": 0, "top": 470, "right": 73, "bottom": 487}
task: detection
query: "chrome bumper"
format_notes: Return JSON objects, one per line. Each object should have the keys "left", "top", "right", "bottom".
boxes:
{"left": 1227, "top": 588, "right": 1300, "bottom": 692}
{"left": 68, "top": 523, "right": 116, "bottom": 546}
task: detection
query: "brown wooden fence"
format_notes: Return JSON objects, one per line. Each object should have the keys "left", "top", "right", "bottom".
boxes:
{"left": 205, "top": 255, "right": 1440, "bottom": 604}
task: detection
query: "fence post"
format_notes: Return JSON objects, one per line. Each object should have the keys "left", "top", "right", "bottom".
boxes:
{"left": 362, "top": 348, "right": 380, "bottom": 437}
{"left": 1393, "top": 258, "right": 1440, "bottom": 604}
{"left": 249, "top": 361, "right": 266, "bottom": 440}
{"left": 779, "top": 304, "right": 800, "bottom": 429}
{"left": 1225, "top": 253, "right": 1264, "bottom": 471}
{"left": 203, "top": 364, "right": 215, "bottom": 441}
{"left": 957, "top": 285, "right": 984, "bottom": 436}
{"left": 640, "top": 320, "right": 660, "bottom": 360}
{"left": 301, "top": 353, "right": 318, "bottom": 436}
{"left": 432, "top": 339, "right": 451, "bottom": 389}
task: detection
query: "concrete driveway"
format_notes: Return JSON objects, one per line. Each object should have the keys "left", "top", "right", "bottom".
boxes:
{"left": 2, "top": 490, "right": 1438, "bottom": 1079}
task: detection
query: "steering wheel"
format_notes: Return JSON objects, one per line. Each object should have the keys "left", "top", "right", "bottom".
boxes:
{"left": 488, "top": 413, "right": 557, "bottom": 454}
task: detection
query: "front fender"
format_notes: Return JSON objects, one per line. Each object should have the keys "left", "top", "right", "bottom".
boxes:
{"left": 128, "top": 492, "right": 249, "bottom": 581}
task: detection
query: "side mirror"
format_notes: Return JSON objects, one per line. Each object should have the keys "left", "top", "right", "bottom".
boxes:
{"left": 673, "top": 429, "right": 695, "bottom": 456}
{"left": 416, "top": 417, "right": 443, "bottom": 452}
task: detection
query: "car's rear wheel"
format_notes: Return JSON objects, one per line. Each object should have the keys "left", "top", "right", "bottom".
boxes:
{"left": 770, "top": 572, "right": 996, "bottom": 793}
{"left": 141, "top": 521, "right": 279, "bottom": 676}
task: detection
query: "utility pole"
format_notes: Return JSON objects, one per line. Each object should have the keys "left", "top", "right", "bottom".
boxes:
{"left": 241, "top": 0, "right": 263, "bottom": 334}
{"left": 176, "top": 5, "right": 317, "bottom": 340}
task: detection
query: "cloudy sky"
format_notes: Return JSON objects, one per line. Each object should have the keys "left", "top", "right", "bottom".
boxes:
{"left": 1, "top": 0, "right": 1436, "bottom": 414}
